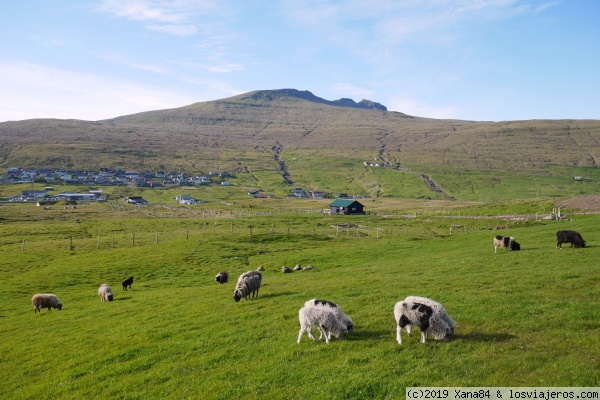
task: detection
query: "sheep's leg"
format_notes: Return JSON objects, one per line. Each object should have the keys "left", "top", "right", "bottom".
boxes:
{"left": 323, "top": 328, "right": 331, "bottom": 344}
{"left": 420, "top": 331, "right": 428, "bottom": 343}
{"left": 297, "top": 327, "right": 306, "bottom": 344}
{"left": 306, "top": 326, "right": 318, "bottom": 341}
{"left": 396, "top": 324, "right": 403, "bottom": 344}
{"left": 315, "top": 327, "right": 324, "bottom": 340}
{"left": 406, "top": 324, "right": 412, "bottom": 336}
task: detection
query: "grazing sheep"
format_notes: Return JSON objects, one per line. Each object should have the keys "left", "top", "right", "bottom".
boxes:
{"left": 281, "top": 266, "right": 292, "bottom": 273}
{"left": 556, "top": 230, "right": 586, "bottom": 249}
{"left": 403, "top": 296, "right": 455, "bottom": 335}
{"left": 32, "top": 294, "right": 63, "bottom": 313}
{"left": 122, "top": 276, "right": 134, "bottom": 290}
{"left": 297, "top": 305, "right": 348, "bottom": 344}
{"left": 304, "top": 298, "right": 354, "bottom": 334}
{"left": 293, "top": 264, "right": 302, "bottom": 271}
{"left": 233, "top": 271, "right": 262, "bottom": 302}
{"left": 303, "top": 265, "right": 314, "bottom": 271}
{"left": 493, "top": 235, "right": 521, "bottom": 253}
{"left": 256, "top": 266, "right": 265, "bottom": 271}
{"left": 98, "top": 284, "right": 114, "bottom": 302}
{"left": 215, "top": 271, "right": 229, "bottom": 284}
{"left": 394, "top": 300, "right": 452, "bottom": 344}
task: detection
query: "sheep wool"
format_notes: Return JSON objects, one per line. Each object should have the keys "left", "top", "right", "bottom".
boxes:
{"left": 32, "top": 293, "right": 63, "bottom": 313}
{"left": 403, "top": 296, "right": 455, "bottom": 335}
{"left": 98, "top": 284, "right": 114, "bottom": 302}
{"left": 215, "top": 271, "right": 229, "bottom": 284}
{"left": 304, "top": 298, "right": 354, "bottom": 334}
{"left": 233, "top": 271, "right": 262, "bottom": 302}
{"left": 298, "top": 305, "right": 348, "bottom": 344}
{"left": 394, "top": 300, "right": 452, "bottom": 344}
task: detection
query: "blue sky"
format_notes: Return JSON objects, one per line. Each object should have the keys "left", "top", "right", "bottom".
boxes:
{"left": 1, "top": 0, "right": 599, "bottom": 122}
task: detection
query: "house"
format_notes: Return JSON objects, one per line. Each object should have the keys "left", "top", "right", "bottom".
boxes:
{"left": 57, "top": 193, "right": 98, "bottom": 201}
{"left": 125, "top": 196, "right": 147, "bottom": 205}
{"left": 329, "top": 199, "right": 365, "bottom": 215}
{"left": 175, "top": 194, "right": 197, "bottom": 204}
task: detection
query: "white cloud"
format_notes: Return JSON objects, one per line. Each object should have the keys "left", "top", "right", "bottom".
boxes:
{"left": 97, "top": 0, "right": 218, "bottom": 36}
{"left": 0, "top": 61, "right": 196, "bottom": 121}
{"left": 329, "top": 83, "right": 374, "bottom": 100}
{"left": 388, "top": 97, "right": 461, "bottom": 119}
{"left": 100, "top": 53, "right": 170, "bottom": 74}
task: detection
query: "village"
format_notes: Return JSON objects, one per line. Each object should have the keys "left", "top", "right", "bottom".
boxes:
{"left": 0, "top": 166, "right": 370, "bottom": 213}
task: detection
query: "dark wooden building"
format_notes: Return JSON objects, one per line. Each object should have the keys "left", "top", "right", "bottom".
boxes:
{"left": 329, "top": 199, "right": 365, "bottom": 215}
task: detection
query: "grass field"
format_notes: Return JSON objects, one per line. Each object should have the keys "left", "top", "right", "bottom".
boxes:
{"left": 1, "top": 197, "right": 599, "bottom": 399}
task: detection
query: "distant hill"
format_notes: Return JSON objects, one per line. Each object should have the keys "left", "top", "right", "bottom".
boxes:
{"left": 1, "top": 88, "right": 600, "bottom": 200}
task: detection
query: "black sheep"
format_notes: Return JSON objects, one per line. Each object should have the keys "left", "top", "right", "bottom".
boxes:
{"left": 122, "top": 276, "right": 134, "bottom": 290}
{"left": 556, "top": 230, "right": 586, "bottom": 248}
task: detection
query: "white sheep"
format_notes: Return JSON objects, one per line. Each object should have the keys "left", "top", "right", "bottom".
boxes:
{"left": 394, "top": 300, "right": 452, "bottom": 344}
{"left": 98, "top": 284, "right": 114, "bottom": 302}
{"left": 32, "top": 293, "right": 63, "bottom": 313}
{"left": 304, "top": 298, "right": 354, "bottom": 335}
{"left": 403, "top": 296, "right": 455, "bottom": 335}
{"left": 233, "top": 270, "right": 262, "bottom": 302}
{"left": 297, "top": 305, "right": 348, "bottom": 344}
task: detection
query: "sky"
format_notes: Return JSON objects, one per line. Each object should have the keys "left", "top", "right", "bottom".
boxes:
{"left": 1, "top": 0, "right": 599, "bottom": 122}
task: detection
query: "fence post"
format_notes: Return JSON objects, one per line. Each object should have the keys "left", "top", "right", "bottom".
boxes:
{"left": 70, "top": 236, "right": 73, "bottom": 251}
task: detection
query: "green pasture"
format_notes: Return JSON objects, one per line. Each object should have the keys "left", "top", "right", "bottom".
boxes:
{"left": 1, "top": 199, "right": 599, "bottom": 399}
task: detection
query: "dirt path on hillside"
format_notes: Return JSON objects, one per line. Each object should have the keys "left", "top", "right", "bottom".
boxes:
{"left": 556, "top": 195, "right": 600, "bottom": 212}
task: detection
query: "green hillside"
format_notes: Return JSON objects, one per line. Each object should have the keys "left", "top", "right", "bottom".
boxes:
{"left": 1, "top": 89, "right": 600, "bottom": 201}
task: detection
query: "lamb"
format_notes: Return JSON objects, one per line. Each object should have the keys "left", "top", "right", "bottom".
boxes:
{"left": 32, "top": 293, "right": 63, "bottom": 313}
{"left": 281, "top": 266, "right": 292, "bottom": 273}
{"left": 297, "top": 305, "right": 348, "bottom": 344}
{"left": 304, "top": 298, "right": 354, "bottom": 334}
{"left": 215, "top": 271, "right": 229, "bottom": 284}
{"left": 403, "top": 296, "right": 455, "bottom": 335}
{"left": 394, "top": 300, "right": 453, "bottom": 344}
{"left": 493, "top": 235, "right": 520, "bottom": 253}
{"left": 122, "top": 276, "right": 134, "bottom": 290}
{"left": 233, "top": 270, "right": 262, "bottom": 302}
{"left": 98, "top": 284, "right": 114, "bottom": 302}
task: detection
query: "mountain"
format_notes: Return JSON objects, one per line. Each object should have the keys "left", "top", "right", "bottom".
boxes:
{"left": 1, "top": 88, "right": 600, "bottom": 200}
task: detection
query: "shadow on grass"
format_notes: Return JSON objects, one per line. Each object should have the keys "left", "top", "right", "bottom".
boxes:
{"left": 259, "top": 291, "right": 297, "bottom": 299}
{"left": 346, "top": 330, "right": 394, "bottom": 341}
{"left": 115, "top": 296, "right": 133, "bottom": 301}
{"left": 457, "top": 332, "right": 517, "bottom": 342}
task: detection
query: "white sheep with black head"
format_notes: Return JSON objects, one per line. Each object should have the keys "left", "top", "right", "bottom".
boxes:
{"left": 297, "top": 305, "right": 348, "bottom": 344}
{"left": 98, "top": 284, "right": 114, "bottom": 302}
{"left": 403, "top": 296, "right": 454, "bottom": 335}
{"left": 304, "top": 298, "right": 354, "bottom": 335}
{"left": 394, "top": 299, "right": 452, "bottom": 344}
{"left": 233, "top": 270, "right": 262, "bottom": 302}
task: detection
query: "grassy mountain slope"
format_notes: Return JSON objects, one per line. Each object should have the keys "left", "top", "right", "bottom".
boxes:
{"left": 1, "top": 89, "right": 600, "bottom": 200}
